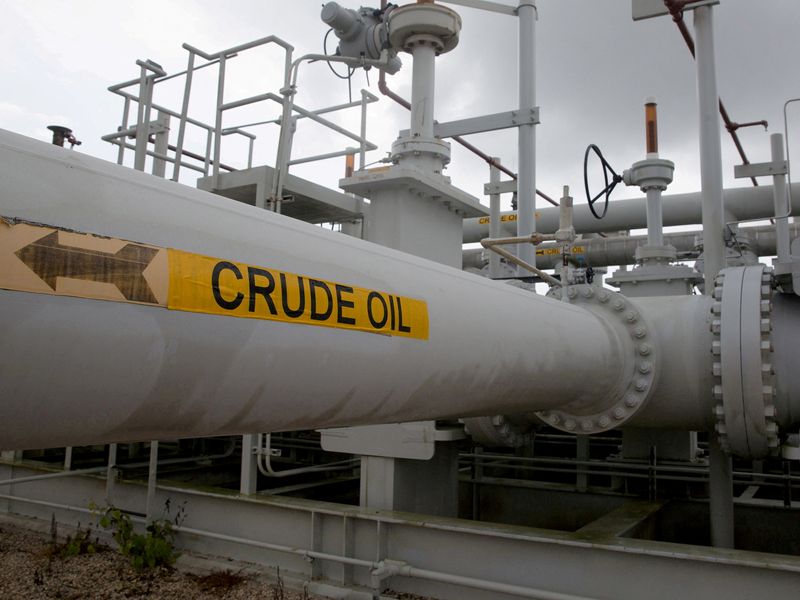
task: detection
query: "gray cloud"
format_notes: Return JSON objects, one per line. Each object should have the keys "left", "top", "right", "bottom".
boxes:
{"left": 1, "top": 0, "right": 797, "bottom": 214}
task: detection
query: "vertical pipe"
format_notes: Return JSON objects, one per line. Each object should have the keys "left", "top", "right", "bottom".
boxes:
{"left": 105, "top": 443, "right": 117, "bottom": 504}
{"left": 410, "top": 44, "right": 436, "bottom": 140}
{"left": 695, "top": 5, "right": 733, "bottom": 549}
{"left": 151, "top": 111, "right": 170, "bottom": 178}
{"left": 63, "top": 447, "right": 73, "bottom": 471}
{"left": 559, "top": 185, "right": 573, "bottom": 233}
{"left": 172, "top": 50, "right": 195, "bottom": 182}
{"left": 133, "top": 66, "right": 150, "bottom": 172}
{"left": 517, "top": 1, "right": 537, "bottom": 273}
{"left": 771, "top": 133, "right": 791, "bottom": 262}
{"left": 359, "top": 90, "right": 368, "bottom": 170}
{"left": 489, "top": 157, "right": 502, "bottom": 278}
{"left": 576, "top": 436, "right": 588, "bottom": 493}
{"left": 212, "top": 54, "right": 227, "bottom": 190}
{"left": 117, "top": 98, "right": 130, "bottom": 166}
{"left": 709, "top": 437, "right": 735, "bottom": 548}
{"left": 145, "top": 440, "right": 159, "bottom": 523}
{"left": 272, "top": 95, "right": 296, "bottom": 209}
{"left": 203, "top": 129, "right": 213, "bottom": 176}
{"left": 273, "top": 115, "right": 297, "bottom": 213}
{"left": 240, "top": 434, "right": 258, "bottom": 495}
{"left": 695, "top": 6, "right": 725, "bottom": 286}
{"left": 646, "top": 188, "right": 664, "bottom": 247}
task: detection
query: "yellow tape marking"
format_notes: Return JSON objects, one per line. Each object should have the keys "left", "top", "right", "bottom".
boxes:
{"left": 0, "top": 219, "right": 429, "bottom": 340}
{"left": 167, "top": 250, "right": 428, "bottom": 340}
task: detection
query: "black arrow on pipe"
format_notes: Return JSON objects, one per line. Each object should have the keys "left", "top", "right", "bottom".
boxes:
{"left": 15, "top": 231, "right": 160, "bottom": 305}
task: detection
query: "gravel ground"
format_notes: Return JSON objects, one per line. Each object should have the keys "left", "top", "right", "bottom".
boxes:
{"left": 0, "top": 517, "right": 436, "bottom": 600}
{"left": 0, "top": 518, "right": 320, "bottom": 600}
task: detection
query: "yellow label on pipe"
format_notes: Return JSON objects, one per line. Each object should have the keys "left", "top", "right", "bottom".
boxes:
{"left": 0, "top": 218, "right": 429, "bottom": 341}
{"left": 167, "top": 249, "right": 429, "bottom": 340}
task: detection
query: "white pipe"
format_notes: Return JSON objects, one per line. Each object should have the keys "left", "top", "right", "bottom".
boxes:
{"left": 516, "top": 0, "right": 537, "bottom": 273}
{"left": 390, "top": 563, "right": 594, "bottom": 600}
{"left": 489, "top": 157, "right": 502, "bottom": 278}
{"left": 145, "top": 440, "right": 159, "bottom": 523}
{"left": 694, "top": 6, "right": 725, "bottom": 287}
{"left": 410, "top": 44, "right": 436, "bottom": 139}
{"left": 0, "top": 466, "right": 108, "bottom": 487}
{"left": 256, "top": 433, "right": 358, "bottom": 478}
{"left": 464, "top": 223, "right": 800, "bottom": 270}
{"left": 771, "top": 133, "right": 791, "bottom": 262}
{"left": 695, "top": 5, "right": 734, "bottom": 550}
{"left": 0, "top": 129, "right": 624, "bottom": 450}
{"left": 461, "top": 183, "right": 800, "bottom": 242}
{"left": 106, "top": 443, "right": 117, "bottom": 503}
{"left": 645, "top": 188, "right": 664, "bottom": 247}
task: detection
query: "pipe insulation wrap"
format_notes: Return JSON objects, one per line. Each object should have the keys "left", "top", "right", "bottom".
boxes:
{"left": 0, "top": 129, "right": 625, "bottom": 450}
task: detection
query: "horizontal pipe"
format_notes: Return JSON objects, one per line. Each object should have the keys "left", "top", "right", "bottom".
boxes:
{"left": 0, "top": 466, "right": 108, "bottom": 486}
{"left": 0, "top": 129, "right": 624, "bottom": 450}
{"left": 463, "top": 224, "right": 800, "bottom": 270}
{"left": 462, "top": 183, "right": 800, "bottom": 242}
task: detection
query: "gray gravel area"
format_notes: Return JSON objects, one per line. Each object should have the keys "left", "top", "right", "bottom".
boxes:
{"left": 0, "top": 519, "right": 318, "bottom": 599}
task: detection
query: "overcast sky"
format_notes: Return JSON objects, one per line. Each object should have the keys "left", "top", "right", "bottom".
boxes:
{"left": 2, "top": 0, "right": 799, "bottom": 214}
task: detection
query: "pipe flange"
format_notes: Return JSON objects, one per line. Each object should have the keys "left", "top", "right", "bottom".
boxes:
{"left": 536, "top": 285, "right": 658, "bottom": 434}
{"left": 390, "top": 136, "right": 451, "bottom": 166}
{"left": 711, "top": 265, "right": 778, "bottom": 458}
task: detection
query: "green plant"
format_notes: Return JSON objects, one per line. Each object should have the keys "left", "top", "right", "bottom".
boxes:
{"left": 44, "top": 514, "right": 100, "bottom": 560}
{"left": 93, "top": 501, "right": 185, "bottom": 570}
{"left": 59, "top": 525, "right": 98, "bottom": 558}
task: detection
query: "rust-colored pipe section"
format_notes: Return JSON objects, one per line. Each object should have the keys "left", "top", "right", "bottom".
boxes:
{"left": 377, "top": 0, "right": 558, "bottom": 207}
{"left": 663, "top": 0, "right": 762, "bottom": 186}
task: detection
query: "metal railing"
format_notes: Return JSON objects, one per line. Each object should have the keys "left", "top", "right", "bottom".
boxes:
{"left": 103, "top": 35, "right": 380, "bottom": 211}
{"left": 460, "top": 451, "right": 800, "bottom": 507}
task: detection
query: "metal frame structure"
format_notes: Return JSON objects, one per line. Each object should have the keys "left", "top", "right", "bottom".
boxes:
{"left": 101, "top": 36, "right": 380, "bottom": 211}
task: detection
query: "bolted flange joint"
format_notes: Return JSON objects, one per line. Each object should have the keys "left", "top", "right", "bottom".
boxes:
{"left": 538, "top": 285, "right": 658, "bottom": 435}
{"left": 711, "top": 265, "right": 779, "bottom": 458}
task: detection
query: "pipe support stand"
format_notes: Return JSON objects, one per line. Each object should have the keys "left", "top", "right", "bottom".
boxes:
{"left": 537, "top": 285, "right": 659, "bottom": 434}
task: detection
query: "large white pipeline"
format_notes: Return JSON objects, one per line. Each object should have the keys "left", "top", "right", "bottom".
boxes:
{"left": 2, "top": 130, "right": 798, "bottom": 456}
{"left": 0, "top": 130, "right": 626, "bottom": 450}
